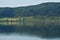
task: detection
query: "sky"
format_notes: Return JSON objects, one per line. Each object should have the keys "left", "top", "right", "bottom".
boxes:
{"left": 0, "top": 0, "right": 60, "bottom": 7}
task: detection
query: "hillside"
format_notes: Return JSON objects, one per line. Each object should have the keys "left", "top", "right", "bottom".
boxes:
{"left": 0, "top": 2, "right": 60, "bottom": 18}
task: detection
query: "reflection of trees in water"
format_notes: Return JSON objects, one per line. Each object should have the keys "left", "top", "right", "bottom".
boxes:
{"left": 0, "top": 21, "right": 60, "bottom": 26}
{"left": 0, "top": 22, "right": 60, "bottom": 38}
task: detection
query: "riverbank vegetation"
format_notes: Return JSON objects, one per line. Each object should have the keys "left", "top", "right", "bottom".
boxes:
{"left": 0, "top": 16, "right": 60, "bottom": 22}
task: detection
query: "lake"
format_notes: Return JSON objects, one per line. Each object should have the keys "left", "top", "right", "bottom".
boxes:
{"left": 0, "top": 21, "right": 60, "bottom": 40}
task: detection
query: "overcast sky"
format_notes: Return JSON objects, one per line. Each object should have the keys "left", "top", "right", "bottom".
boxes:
{"left": 0, "top": 0, "right": 60, "bottom": 7}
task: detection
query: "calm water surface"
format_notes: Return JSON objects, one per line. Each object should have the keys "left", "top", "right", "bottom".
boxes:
{"left": 0, "top": 21, "right": 60, "bottom": 40}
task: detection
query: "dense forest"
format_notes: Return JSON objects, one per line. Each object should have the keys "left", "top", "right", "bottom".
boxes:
{"left": 0, "top": 2, "right": 60, "bottom": 18}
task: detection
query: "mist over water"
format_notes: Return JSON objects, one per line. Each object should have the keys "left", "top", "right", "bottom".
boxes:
{"left": 0, "top": 21, "right": 60, "bottom": 40}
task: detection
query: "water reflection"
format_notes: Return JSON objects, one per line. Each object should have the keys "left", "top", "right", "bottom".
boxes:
{"left": 0, "top": 21, "right": 60, "bottom": 40}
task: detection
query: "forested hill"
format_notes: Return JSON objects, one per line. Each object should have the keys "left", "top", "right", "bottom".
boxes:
{"left": 0, "top": 2, "right": 60, "bottom": 18}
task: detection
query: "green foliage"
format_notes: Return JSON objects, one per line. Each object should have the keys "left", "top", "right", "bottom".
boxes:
{"left": 0, "top": 2, "right": 60, "bottom": 18}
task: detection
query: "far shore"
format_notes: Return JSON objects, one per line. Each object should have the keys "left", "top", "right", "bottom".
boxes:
{"left": 0, "top": 16, "right": 60, "bottom": 22}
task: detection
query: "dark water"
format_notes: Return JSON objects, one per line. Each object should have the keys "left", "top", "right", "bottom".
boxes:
{"left": 0, "top": 21, "right": 60, "bottom": 40}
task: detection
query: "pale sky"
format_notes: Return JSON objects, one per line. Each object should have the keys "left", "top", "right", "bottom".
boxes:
{"left": 0, "top": 0, "right": 60, "bottom": 7}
